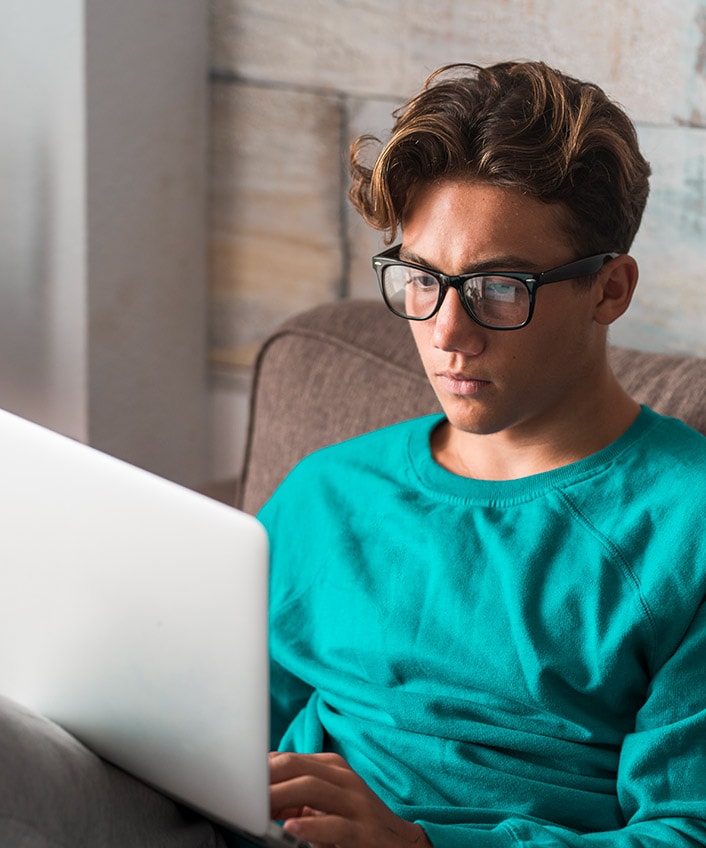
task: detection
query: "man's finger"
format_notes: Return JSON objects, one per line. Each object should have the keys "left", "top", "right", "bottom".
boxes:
{"left": 271, "top": 773, "right": 358, "bottom": 822}
{"left": 269, "top": 751, "right": 352, "bottom": 786}
{"left": 283, "top": 812, "right": 353, "bottom": 848}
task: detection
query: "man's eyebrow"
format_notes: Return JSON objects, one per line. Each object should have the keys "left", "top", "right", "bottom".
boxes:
{"left": 398, "top": 247, "right": 543, "bottom": 274}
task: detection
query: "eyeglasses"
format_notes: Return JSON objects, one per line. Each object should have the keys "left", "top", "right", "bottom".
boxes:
{"left": 372, "top": 245, "right": 619, "bottom": 330}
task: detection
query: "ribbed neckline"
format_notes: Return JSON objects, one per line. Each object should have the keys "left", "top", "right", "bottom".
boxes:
{"left": 406, "top": 405, "right": 659, "bottom": 506}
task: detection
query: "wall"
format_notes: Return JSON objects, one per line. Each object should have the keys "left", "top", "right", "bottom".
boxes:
{"left": 0, "top": 0, "right": 87, "bottom": 440}
{"left": 85, "top": 0, "right": 209, "bottom": 487}
{"left": 0, "top": 0, "right": 209, "bottom": 487}
{"left": 208, "top": 0, "right": 706, "bottom": 479}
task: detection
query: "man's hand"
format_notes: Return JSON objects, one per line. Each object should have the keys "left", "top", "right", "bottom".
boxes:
{"left": 269, "top": 751, "right": 432, "bottom": 848}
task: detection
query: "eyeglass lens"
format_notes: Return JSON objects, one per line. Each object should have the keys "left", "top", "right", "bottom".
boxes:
{"left": 381, "top": 264, "right": 530, "bottom": 328}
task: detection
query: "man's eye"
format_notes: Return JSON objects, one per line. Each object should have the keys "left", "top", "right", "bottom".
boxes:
{"left": 484, "top": 280, "right": 519, "bottom": 302}
{"left": 407, "top": 273, "right": 437, "bottom": 290}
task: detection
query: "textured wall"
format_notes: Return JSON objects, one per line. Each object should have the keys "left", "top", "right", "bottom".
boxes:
{"left": 207, "top": 0, "right": 706, "bottom": 475}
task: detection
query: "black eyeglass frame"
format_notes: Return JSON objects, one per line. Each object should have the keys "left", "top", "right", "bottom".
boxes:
{"left": 372, "top": 245, "right": 620, "bottom": 330}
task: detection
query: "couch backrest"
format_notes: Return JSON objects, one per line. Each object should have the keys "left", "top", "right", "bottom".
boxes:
{"left": 238, "top": 299, "right": 706, "bottom": 515}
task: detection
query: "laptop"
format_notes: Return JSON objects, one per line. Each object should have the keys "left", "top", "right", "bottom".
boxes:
{"left": 0, "top": 408, "right": 307, "bottom": 847}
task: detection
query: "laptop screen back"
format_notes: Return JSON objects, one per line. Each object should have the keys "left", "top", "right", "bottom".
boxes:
{"left": 0, "top": 408, "right": 271, "bottom": 837}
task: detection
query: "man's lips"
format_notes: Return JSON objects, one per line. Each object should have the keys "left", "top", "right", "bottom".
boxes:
{"left": 435, "top": 371, "right": 492, "bottom": 396}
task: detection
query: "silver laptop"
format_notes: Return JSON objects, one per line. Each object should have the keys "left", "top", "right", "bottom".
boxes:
{"left": 0, "top": 408, "right": 306, "bottom": 847}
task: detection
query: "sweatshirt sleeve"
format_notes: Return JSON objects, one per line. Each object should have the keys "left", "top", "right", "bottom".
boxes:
{"left": 258, "top": 481, "right": 316, "bottom": 752}
{"left": 417, "top": 598, "right": 706, "bottom": 847}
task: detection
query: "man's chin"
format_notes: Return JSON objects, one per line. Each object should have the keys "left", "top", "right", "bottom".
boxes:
{"left": 437, "top": 409, "right": 507, "bottom": 439}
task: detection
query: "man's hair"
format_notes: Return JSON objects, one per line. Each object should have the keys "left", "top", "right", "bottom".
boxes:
{"left": 349, "top": 61, "right": 651, "bottom": 256}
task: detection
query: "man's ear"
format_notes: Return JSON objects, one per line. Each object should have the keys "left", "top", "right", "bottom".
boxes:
{"left": 593, "top": 255, "right": 639, "bottom": 326}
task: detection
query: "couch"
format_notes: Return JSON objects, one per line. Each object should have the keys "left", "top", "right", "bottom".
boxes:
{"left": 233, "top": 298, "right": 706, "bottom": 516}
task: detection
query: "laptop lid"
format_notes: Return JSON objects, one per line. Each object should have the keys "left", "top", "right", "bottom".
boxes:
{"left": 0, "top": 408, "right": 272, "bottom": 839}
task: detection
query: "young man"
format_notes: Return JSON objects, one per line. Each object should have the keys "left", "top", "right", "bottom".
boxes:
{"left": 263, "top": 62, "right": 706, "bottom": 846}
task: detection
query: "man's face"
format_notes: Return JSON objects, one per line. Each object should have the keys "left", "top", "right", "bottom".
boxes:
{"left": 403, "top": 180, "right": 610, "bottom": 442}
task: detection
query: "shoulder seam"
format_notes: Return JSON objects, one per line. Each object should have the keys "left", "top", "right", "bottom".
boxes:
{"left": 558, "top": 490, "right": 657, "bottom": 667}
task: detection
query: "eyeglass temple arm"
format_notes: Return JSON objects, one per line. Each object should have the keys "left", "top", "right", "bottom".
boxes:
{"left": 539, "top": 252, "right": 619, "bottom": 284}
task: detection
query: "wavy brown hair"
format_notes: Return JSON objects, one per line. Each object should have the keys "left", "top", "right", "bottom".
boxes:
{"left": 349, "top": 61, "right": 651, "bottom": 255}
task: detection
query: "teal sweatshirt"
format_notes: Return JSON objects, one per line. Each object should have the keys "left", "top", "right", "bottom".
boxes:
{"left": 258, "top": 406, "right": 706, "bottom": 846}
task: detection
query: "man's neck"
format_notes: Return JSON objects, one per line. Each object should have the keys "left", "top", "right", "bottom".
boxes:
{"left": 431, "top": 378, "right": 641, "bottom": 481}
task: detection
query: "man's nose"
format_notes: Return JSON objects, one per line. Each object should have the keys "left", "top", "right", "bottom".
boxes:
{"left": 431, "top": 287, "right": 487, "bottom": 355}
